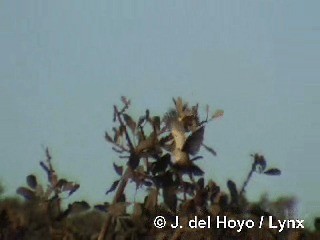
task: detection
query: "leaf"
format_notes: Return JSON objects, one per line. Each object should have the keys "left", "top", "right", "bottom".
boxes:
{"left": 180, "top": 181, "right": 195, "bottom": 196}
{"left": 151, "top": 153, "right": 171, "bottom": 175}
{"left": 40, "top": 161, "right": 55, "bottom": 184}
{"left": 35, "top": 184, "right": 44, "bottom": 197}
{"left": 163, "top": 186, "right": 177, "bottom": 212}
{"left": 143, "top": 180, "right": 153, "bottom": 187}
{"left": 252, "top": 154, "right": 267, "bottom": 173}
{"left": 182, "top": 126, "right": 205, "bottom": 155}
{"left": 50, "top": 172, "right": 58, "bottom": 187}
{"left": 173, "top": 162, "right": 204, "bottom": 176}
{"left": 17, "top": 187, "right": 36, "bottom": 200}
{"left": 197, "top": 178, "right": 205, "bottom": 189}
{"left": 26, "top": 174, "right": 38, "bottom": 189}
{"left": 106, "top": 180, "right": 120, "bottom": 195}
{"left": 159, "top": 134, "right": 173, "bottom": 145}
{"left": 59, "top": 181, "right": 80, "bottom": 196}
{"left": 227, "top": 180, "right": 238, "bottom": 204}
{"left": 144, "top": 188, "right": 158, "bottom": 212}
{"left": 208, "top": 181, "right": 220, "bottom": 202}
{"left": 113, "top": 163, "right": 123, "bottom": 176}
{"left": 190, "top": 156, "right": 203, "bottom": 162}
{"left": 108, "top": 202, "right": 129, "bottom": 217}
{"left": 94, "top": 203, "right": 109, "bottom": 212}
{"left": 211, "top": 109, "right": 224, "bottom": 119}
{"left": 45, "top": 147, "right": 51, "bottom": 159}
{"left": 202, "top": 144, "right": 217, "bottom": 156}
{"left": 145, "top": 109, "right": 150, "bottom": 120}
{"left": 112, "top": 127, "right": 121, "bottom": 143}
{"left": 113, "top": 107, "right": 117, "bottom": 122}
{"left": 219, "top": 194, "right": 229, "bottom": 211}
{"left": 264, "top": 168, "right": 281, "bottom": 176}
{"left": 152, "top": 116, "right": 161, "bottom": 131}
{"left": 121, "top": 96, "right": 130, "bottom": 106}
{"left": 55, "top": 178, "right": 68, "bottom": 189}
{"left": 48, "top": 195, "right": 61, "bottom": 219}
{"left": 60, "top": 181, "right": 73, "bottom": 191}
{"left": 112, "top": 147, "right": 123, "bottom": 153}
{"left": 57, "top": 201, "right": 89, "bottom": 219}
{"left": 105, "top": 132, "right": 113, "bottom": 143}
{"left": 128, "top": 153, "right": 140, "bottom": 170}
{"left": 118, "top": 193, "right": 126, "bottom": 202}
{"left": 137, "top": 116, "right": 146, "bottom": 127}
{"left": 123, "top": 113, "right": 136, "bottom": 132}
{"left": 40, "top": 161, "right": 50, "bottom": 176}
{"left": 172, "top": 97, "right": 177, "bottom": 108}
{"left": 173, "top": 97, "right": 184, "bottom": 114}
{"left": 44, "top": 187, "right": 53, "bottom": 199}
{"left": 68, "top": 184, "right": 80, "bottom": 196}
{"left": 189, "top": 164, "right": 204, "bottom": 176}
{"left": 70, "top": 201, "right": 90, "bottom": 214}
{"left": 152, "top": 171, "right": 174, "bottom": 188}
{"left": 56, "top": 207, "right": 71, "bottom": 221}
{"left": 132, "top": 203, "right": 143, "bottom": 219}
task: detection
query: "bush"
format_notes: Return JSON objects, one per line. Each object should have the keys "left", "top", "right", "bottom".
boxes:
{"left": 0, "top": 97, "right": 318, "bottom": 239}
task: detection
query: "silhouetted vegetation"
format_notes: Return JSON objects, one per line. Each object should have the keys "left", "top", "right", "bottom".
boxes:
{"left": 0, "top": 97, "right": 319, "bottom": 239}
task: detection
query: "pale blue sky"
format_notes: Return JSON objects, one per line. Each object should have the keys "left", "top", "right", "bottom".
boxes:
{"left": 1, "top": 0, "right": 319, "bottom": 225}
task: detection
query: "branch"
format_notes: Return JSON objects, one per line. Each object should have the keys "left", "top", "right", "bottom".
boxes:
{"left": 239, "top": 166, "right": 254, "bottom": 196}
{"left": 113, "top": 105, "right": 134, "bottom": 151}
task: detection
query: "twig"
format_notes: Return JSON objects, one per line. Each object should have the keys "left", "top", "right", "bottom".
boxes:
{"left": 113, "top": 105, "right": 134, "bottom": 151}
{"left": 239, "top": 165, "right": 255, "bottom": 196}
{"left": 98, "top": 105, "right": 136, "bottom": 240}
{"left": 97, "top": 167, "right": 132, "bottom": 240}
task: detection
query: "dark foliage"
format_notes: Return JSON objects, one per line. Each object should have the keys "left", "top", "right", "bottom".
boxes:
{"left": 0, "top": 97, "right": 318, "bottom": 240}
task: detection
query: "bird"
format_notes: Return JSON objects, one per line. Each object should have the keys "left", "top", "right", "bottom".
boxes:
{"left": 170, "top": 120, "right": 204, "bottom": 175}
{"left": 164, "top": 98, "right": 205, "bottom": 176}
{"left": 170, "top": 97, "right": 200, "bottom": 133}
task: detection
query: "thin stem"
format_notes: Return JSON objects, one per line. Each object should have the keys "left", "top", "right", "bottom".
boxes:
{"left": 114, "top": 105, "right": 134, "bottom": 151}
{"left": 240, "top": 165, "right": 255, "bottom": 196}
{"left": 97, "top": 167, "right": 132, "bottom": 240}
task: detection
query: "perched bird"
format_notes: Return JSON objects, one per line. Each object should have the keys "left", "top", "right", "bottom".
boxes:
{"left": 169, "top": 97, "right": 200, "bottom": 133}
{"left": 128, "top": 116, "right": 162, "bottom": 169}
{"left": 170, "top": 120, "right": 205, "bottom": 175}
{"left": 164, "top": 97, "right": 205, "bottom": 176}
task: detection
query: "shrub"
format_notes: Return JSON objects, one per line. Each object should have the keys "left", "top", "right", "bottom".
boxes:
{"left": 0, "top": 97, "right": 318, "bottom": 239}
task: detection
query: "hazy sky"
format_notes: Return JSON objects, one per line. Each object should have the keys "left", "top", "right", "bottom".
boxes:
{"left": 1, "top": 0, "right": 319, "bottom": 226}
